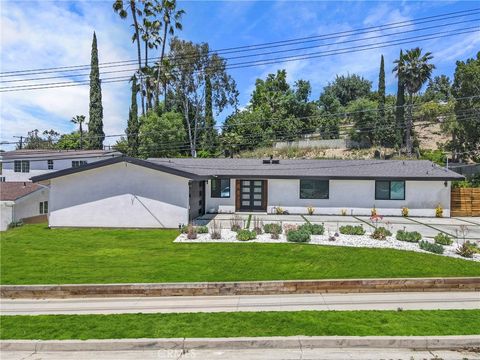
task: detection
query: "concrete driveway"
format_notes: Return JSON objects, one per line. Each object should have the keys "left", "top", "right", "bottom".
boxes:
{"left": 196, "top": 214, "right": 480, "bottom": 240}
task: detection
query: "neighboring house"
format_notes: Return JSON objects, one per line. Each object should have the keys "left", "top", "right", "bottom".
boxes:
{"left": 31, "top": 156, "right": 464, "bottom": 229}
{"left": 0, "top": 182, "right": 49, "bottom": 231}
{"left": 0, "top": 149, "right": 121, "bottom": 182}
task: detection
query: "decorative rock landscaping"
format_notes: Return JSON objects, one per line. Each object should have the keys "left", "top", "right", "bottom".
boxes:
{"left": 175, "top": 223, "right": 480, "bottom": 262}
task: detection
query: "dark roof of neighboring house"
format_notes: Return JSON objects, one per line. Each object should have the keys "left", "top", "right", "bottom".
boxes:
{"left": 31, "top": 155, "right": 464, "bottom": 182}
{"left": 0, "top": 149, "right": 121, "bottom": 161}
{"left": 0, "top": 182, "right": 42, "bottom": 201}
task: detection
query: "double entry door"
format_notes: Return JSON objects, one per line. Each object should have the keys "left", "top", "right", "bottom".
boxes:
{"left": 236, "top": 180, "right": 267, "bottom": 212}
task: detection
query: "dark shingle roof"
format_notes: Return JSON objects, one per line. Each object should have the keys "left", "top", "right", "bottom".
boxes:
{"left": 31, "top": 156, "right": 464, "bottom": 182}
{"left": 0, "top": 149, "right": 121, "bottom": 161}
{"left": 148, "top": 158, "right": 464, "bottom": 180}
{"left": 0, "top": 182, "right": 41, "bottom": 201}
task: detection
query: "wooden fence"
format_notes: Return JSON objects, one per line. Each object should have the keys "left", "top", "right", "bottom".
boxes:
{"left": 451, "top": 188, "right": 480, "bottom": 217}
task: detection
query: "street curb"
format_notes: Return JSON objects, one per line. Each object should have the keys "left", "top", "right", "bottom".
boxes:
{"left": 1, "top": 336, "right": 479, "bottom": 352}
{"left": 2, "top": 277, "right": 479, "bottom": 298}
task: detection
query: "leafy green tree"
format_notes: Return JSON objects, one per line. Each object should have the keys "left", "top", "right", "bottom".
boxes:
{"left": 423, "top": 75, "right": 452, "bottom": 102}
{"left": 138, "top": 110, "right": 186, "bottom": 157}
{"left": 56, "top": 132, "right": 81, "bottom": 150}
{"left": 71, "top": 115, "right": 86, "bottom": 149}
{"left": 375, "top": 95, "right": 398, "bottom": 147}
{"left": 451, "top": 52, "right": 480, "bottom": 161}
{"left": 394, "top": 50, "right": 406, "bottom": 148}
{"left": 87, "top": 32, "right": 105, "bottom": 150}
{"left": 126, "top": 75, "right": 140, "bottom": 156}
{"left": 393, "top": 47, "right": 435, "bottom": 155}
{"left": 319, "top": 74, "right": 372, "bottom": 108}
{"left": 347, "top": 97, "right": 378, "bottom": 145}
{"left": 223, "top": 109, "right": 268, "bottom": 151}
{"left": 113, "top": 137, "right": 129, "bottom": 154}
{"left": 23, "top": 129, "right": 58, "bottom": 149}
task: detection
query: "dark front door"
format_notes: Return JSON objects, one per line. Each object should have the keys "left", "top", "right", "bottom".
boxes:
{"left": 238, "top": 180, "right": 267, "bottom": 211}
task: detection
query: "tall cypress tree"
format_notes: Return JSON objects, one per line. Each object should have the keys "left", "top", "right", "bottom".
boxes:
{"left": 202, "top": 75, "right": 218, "bottom": 154}
{"left": 126, "top": 75, "right": 139, "bottom": 156}
{"left": 394, "top": 50, "right": 405, "bottom": 147}
{"left": 378, "top": 55, "right": 386, "bottom": 118}
{"left": 88, "top": 32, "right": 105, "bottom": 149}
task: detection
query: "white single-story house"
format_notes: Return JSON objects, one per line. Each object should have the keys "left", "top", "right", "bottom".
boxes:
{"left": 31, "top": 156, "right": 464, "bottom": 228}
{"left": 0, "top": 182, "right": 49, "bottom": 231}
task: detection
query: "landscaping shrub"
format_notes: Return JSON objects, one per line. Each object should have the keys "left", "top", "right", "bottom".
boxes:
{"left": 236, "top": 229, "right": 257, "bottom": 241}
{"left": 210, "top": 221, "right": 221, "bottom": 240}
{"left": 264, "top": 223, "right": 282, "bottom": 234}
{"left": 456, "top": 243, "right": 474, "bottom": 258}
{"left": 287, "top": 230, "right": 310, "bottom": 243}
{"left": 307, "top": 206, "right": 315, "bottom": 215}
{"left": 435, "top": 204, "right": 443, "bottom": 218}
{"left": 252, "top": 216, "right": 263, "bottom": 235}
{"left": 419, "top": 240, "right": 444, "bottom": 254}
{"left": 270, "top": 227, "right": 280, "bottom": 240}
{"left": 197, "top": 226, "right": 209, "bottom": 234}
{"left": 230, "top": 215, "right": 243, "bottom": 232}
{"left": 339, "top": 225, "right": 365, "bottom": 235}
{"left": 283, "top": 224, "right": 298, "bottom": 234}
{"left": 186, "top": 225, "right": 197, "bottom": 240}
{"left": 396, "top": 230, "right": 422, "bottom": 242}
{"left": 298, "top": 223, "right": 325, "bottom": 235}
{"left": 466, "top": 241, "right": 480, "bottom": 254}
{"left": 371, "top": 226, "right": 392, "bottom": 240}
{"left": 434, "top": 233, "right": 453, "bottom": 246}
{"left": 401, "top": 207, "right": 409, "bottom": 217}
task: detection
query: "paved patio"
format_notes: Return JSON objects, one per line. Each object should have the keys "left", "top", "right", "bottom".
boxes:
{"left": 195, "top": 214, "right": 480, "bottom": 241}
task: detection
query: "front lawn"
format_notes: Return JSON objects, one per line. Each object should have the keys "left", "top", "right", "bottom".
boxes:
{"left": 1, "top": 310, "right": 479, "bottom": 339}
{"left": 1, "top": 224, "right": 479, "bottom": 284}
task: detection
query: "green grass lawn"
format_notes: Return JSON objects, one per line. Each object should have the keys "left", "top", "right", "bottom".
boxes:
{"left": 1, "top": 310, "right": 479, "bottom": 339}
{"left": 1, "top": 224, "right": 479, "bottom": 284}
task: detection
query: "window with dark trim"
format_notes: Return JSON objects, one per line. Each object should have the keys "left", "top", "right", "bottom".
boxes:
{"left": 375, "top": 180, "right": 405, "bottom": 200}
{"left": 72, "top": 160, "right": 87, "bottom": 168}
{"left": 14, "top": 160, "right": 30, "bottom": 173}
{"left": 211, "top": 178, "right": 230, "bottom": 198}
{"left": 39, "top": 201, "right": 48, "bottom": 214}
{"left": 300, "top": 179, "right": 329, "bottom": 199}
{"left": 47, "top": 160, "right": 54, "bottom": 170}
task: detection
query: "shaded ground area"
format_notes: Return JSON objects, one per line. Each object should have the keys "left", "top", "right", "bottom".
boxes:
{"left": 196, "top": 214, "right": 480, "bottom": 240}
{"left": 1, "top": 224, "right": 479, "bottom": 285}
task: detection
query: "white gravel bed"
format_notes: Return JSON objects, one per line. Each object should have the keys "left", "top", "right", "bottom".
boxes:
{"left": 174, "top": 229, "right": 480, "bottom": 262}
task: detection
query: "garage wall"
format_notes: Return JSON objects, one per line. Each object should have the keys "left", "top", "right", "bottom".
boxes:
{"left": 0, "top": 201, "right": 14, "bottom": 231}
{"left": 267, "top": 179, "right": 451, "bottom": 217}
{"left": 14, "top": 188, "right": 49, "bottom": 221}
{"left": 48, "top": 162, "right": 190, "bottom": 228}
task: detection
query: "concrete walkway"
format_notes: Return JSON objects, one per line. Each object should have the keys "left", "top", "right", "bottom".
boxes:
{"left": 2, "top": 292, "right": 479, "bottom": 315}
{"left": 3, "top": 348, "right": 479, "bottom": 360}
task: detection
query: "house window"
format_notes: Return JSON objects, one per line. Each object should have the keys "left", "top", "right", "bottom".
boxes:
{"left": 47, "top": 160, "right": 54, "bottom": 170}
{"left": 14, "top": 160, "right": 30, "bottom": 173}
{"left": 72, "top": 160, "right": 87, "bottom": 168}
{"left": 375, "top": 180, "right": 405, "bottom": 200}
{"left": 0, "top": 177, "right": 5, "bottom": 182}
{"left": 300, "top": 179, "right": 329, "bottom": 199}
{"left": 39, "top": 201, "right": 49, "bottom": 214}
{"left": 211, "top": 178, "right": 230, "bottom": 198}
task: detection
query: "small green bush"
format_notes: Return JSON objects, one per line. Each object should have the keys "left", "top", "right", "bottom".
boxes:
{"left": 434, "top": 233, "right": 453, "bottom": 246}
{"left": 287, "top": 230, "right": 311, "bottom": 243}
{"left": 236, "top": 229, "right": 257, "bottom": 241}
{"left": 466, "top": 241, "right": 480, "bottom": 254}
{"left": 231, "top": 224, "right": 242, "bottom": 232}
{"left": 371, "top": 227, "right": 392, "bottom": 240}
{"left": 263, "top": 223, "right": 282, "bottom": 234}
{"left": 197, "top": 226, "right": 209, "bottom": 234}
{"left": 8, "top": 220, "right": 24, "bottom": 229}
{"left": 419, "top": 240, "right": 444, "bottom": 254}
{"left": 396, "top": 230, "right": 422, "bottom": 242}
{"left": 456, "top": 243, "right": 475, "bottom": 258}
{"left": 339, "top": 225, "right": 365, "bottom": 235}
{"left": 298, "top": 223, "right": 324, "bottom": 235}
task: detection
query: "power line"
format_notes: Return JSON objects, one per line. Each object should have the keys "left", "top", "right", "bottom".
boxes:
{"left": 3, "top": 17, "right": 478, "bottom": 84}
{"left": 1, "top": 7, "right": 478, "bottom": 77}
{"left": 1, "top": 27, "right": 478, "bottom": 93}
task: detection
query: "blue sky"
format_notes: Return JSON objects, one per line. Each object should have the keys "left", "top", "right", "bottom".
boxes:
{"left": 1, "top": 0, "right": 479, "bottom": 149}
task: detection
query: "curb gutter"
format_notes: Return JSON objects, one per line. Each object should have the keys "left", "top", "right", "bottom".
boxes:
{"left": 1, "top": 336, "right": 479, "bottom": 352}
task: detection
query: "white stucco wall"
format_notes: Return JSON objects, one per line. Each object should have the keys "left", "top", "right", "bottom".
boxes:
{"left": 13, "top": 188, "right": 49, "bottom": 221}
{"left": 267, "top": 179, "right": 451, "bottom": 217}
{"left": 0, "top": 201, "right": 14, "bottom": 231}
{"left": 205, "top": 179, "right": 235, "bottom": 213}
{"left": 48, "top": 162, "right": 190, "bottom": 228}
{"left": 1, "top": 156, "right": 116, "bottom": 182}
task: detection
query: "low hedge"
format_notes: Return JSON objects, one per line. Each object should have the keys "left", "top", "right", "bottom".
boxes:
{"left": 434, "top": 233, "right": 453, "bottom": 246}
{"left": 396, "top": 230, "right": 422, "bottom": 243}
{"left": 298, "top": 223, "right": 325, "bottom": 235}
{"left": 419, "top": 240, "right": 444, "bottom": 254}
{"left": 236, "top": 229, "right": 257, "bottom": 241}
{"left": 263, "top": 223, "right": 282, "bottom": 234}
{"left": 339, "top": 225, "right": 365, "bottom": 236}
{"left": 287, "top": 230, "right": 311, "bottom": 243}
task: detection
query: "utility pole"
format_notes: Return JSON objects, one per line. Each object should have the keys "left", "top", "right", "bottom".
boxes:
{"left": 13, "top": 136, "right": 23, "bottom": 149}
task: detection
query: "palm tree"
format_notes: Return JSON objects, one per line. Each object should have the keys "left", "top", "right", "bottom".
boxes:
{"left": 393, "top": 47, "right": 435, "bottom": 155}
{"left": 71, "top": 115, "right": 86, "bottom": 149}
{"left": 155, "top": 0, "right": 184, "bottom": 104}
